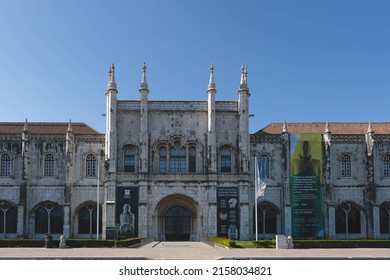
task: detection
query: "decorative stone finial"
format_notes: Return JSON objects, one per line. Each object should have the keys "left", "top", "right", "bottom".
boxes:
{"left": 239, "top": 64, "right": 249, "bottom": 90}
{"left": 208, "top": 63, "right": 216, "bottom": 91}
{"left": 106, "top": 64, "right": 117, "bottom": 90}
{"left": 282, "top": 120, "right": 288, "bottom": 133}
{"left": 367, "top": 121, "right": 374, "bottom": 133}
{"left": 23, "top": 119, "right": 29, "bottom": 132}
{"left": 67, "top": 119, "right": 73, "bottom": 132}
{"left": 365, "top": 121, "right": 375, "bottom": 156}
{"left": 140, "top": 63, "right": 148, "bottom": 90}
{"left": 325, "top": 121, "right": 331, "bottom": 133}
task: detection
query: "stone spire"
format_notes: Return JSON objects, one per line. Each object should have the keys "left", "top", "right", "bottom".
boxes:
{"left": 239, "top": 64, "right": 248, "bottom": 90}
{"left": 237, "top": 64, "right": 250, "bottom": 172}
{"left": 23, "top": 118, "right": 29, "bottom": 132}
{"left": 139, "top": 63, "right": 149, "bottom": 172}
{"left": 208, "top": 63, "right": 216, "bottom": 91}
{"left": 367, "top": 121, "right": 374, "bottom": 133}
{"left": 323, "top": 121, "right": 332, "bottom": 147}
{"left": 22, "top": 118, "right": 30, "bottom": 143}
{"left": 325, "top": 121, "right": 331, "bottom": 133}
{"left": 366, "top": 121, "right": 375, "bottom": 156}
{"left": 105, "top": 64, "right": 118, "bottom": 172}
{"left": 21, "top": 119, "right": 30, "bottom": 178}
{"left": 66, "top": 119, "right": 74, "bottom": 154}
{"left": 67, "top": 119, "right": 73, "bottom": 132}
{"left": 207, "top": 64, "right": 217, "bottom": 172}
{"left": 282, "top": 120, "right": 288, "bottom": 133}
{"left": 106, "top": 64, "right": 117, "bottom": 91}
{"left": 140, "top": 63, "right": 149, "bottom": 91}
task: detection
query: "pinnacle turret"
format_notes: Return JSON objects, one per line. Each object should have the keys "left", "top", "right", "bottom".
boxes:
{"left": 106, "top": 64, "right": 117, "bottom": 91}
{"left": 208, "top": 64, "right": 216, "bottom": 91}
{"left": 23, "top": 119, "right": 29, "bottom": 132}
{"left": 325, "top": 121, "right": 331, "bottom": 133}
{"left": 282, "top": 120, "right": 288, "bottom": 133}
{"left": 239, "top": 64, "right": 248, "bottom": 90}
{"left": 367, "top": 121, "right": 374, "bottom": 133}
{"left": 140, "top": 63, "right": 149, "bottom": 91}
{"left": 67, "top": 119, "right": 73, "bottom": 132}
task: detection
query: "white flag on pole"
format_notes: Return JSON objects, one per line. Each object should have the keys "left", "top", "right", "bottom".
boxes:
{"left": 255, "top": 157, "right": 266, "bottom": 198}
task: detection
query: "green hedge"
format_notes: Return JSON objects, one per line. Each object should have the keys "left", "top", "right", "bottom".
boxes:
{"left": 0, "top": 237, "right": 143, "bottom": 248}
{"left": 209, "top": 236, "right": 236, "bottom": 247}
{"left": 116, "top": 237, "right": 144, "bottom": 247}
{"left": 252, "top": 240, "right": 276, "bottom": 248}
{"left": 211, "top": 237, "right": 390, "bottom": 249}
{"left": 292, "top": 239, "right": 390, "bottom": 248}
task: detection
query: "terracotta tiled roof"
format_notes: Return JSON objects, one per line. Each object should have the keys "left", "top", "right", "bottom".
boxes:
{"left": 256, "top": 122, "right": 390, "bottom": 135}
{"left": 0, "top": 122, "right": 102, "bottom": 135}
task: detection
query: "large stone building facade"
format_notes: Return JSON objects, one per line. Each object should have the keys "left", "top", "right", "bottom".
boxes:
{"left": 1, "top": 64, "right": 390, "bottom": 240}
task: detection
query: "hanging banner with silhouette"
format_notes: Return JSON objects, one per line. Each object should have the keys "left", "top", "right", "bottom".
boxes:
{"left": 217, "top": 187, "right": 240, "bottom": 240}
{"left": 116, "top": 187, "right": 139, "bottom": 238}
{"left": 290, "top": 133, "right": 324, "bottom": 238}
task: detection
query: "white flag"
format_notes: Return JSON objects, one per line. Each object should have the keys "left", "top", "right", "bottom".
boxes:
{"left": 256, "top": 176, "right": 266, "bottom": 198}
{"left": 255, "top": 157, "right": 266, "bottom": 198}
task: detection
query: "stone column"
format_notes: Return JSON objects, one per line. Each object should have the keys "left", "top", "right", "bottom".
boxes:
{"left": 372, "top": 205, "right": 380, "bottom": 239}
{"left": 239, "top": 184, "right": 250, "bottom": 240}
{"left": 63, "top": 204, "right": 70, "bottom": 237}
{"left": 239, "top": 204, "right": 249, "bottom": 240}
{"left": 208, "top": 204, "right": 217, "bottom": 237}
{"left": 328, "top": 205, "right": 335, "bottom": 239}
{"left": 17, "top": 204, "right": 24, "bottom": 238}
{"left": 138, "top": 204, "right": 147, "bottom": 238}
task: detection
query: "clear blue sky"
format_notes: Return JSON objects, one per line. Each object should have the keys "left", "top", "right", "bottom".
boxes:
{"left": 1, "top": 0, "right": 389, "bottom": 133}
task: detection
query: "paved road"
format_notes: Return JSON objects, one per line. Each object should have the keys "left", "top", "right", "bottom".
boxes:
{"left": 1, "top": 241, "right": 390, "bottom": 260}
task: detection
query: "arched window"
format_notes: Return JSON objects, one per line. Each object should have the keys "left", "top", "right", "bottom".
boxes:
{"left": 341, "top": 154, "right": 351, "bottom": 177}
{"left": 44, "top": 154, "right": 55, "bottom": 176}
{"left": 1, "top": 154, "right": 12, "bottom": 177}
{"left": 86, "top": 154, "right": 97, "bottom": 177}
{"left": 159, "top": 147, "right": 167, "bottom": 173}
{"left": 0, "top": 202, "right": 17, "bottom": 237}
{"left": 169, "top": 142, "right": 186, "bottom": 173}
{"left": 384, "top": 154, "right": 390, "bottom": 177}
{"left": 220, "top": 148, "right": 231, "bottom": 173}
{"left": 124, "top": 148, "right": 135, "bottom": 172}
{"left": 258, "top": 155, "right": 270, "bottom": 180}
{"left": 35, "top": 207, "right": 48, "bottom": 234}
{"left": 335, "top": 203, "right": 360, "bottom": 234}
{"left": 380, "top": 202, "right": 390, "bottom": 234}
{"left": 78, "top": 203, "right": 102, "bottom": 236}
{"left": 253, "top": 203, "right": 277, "bottom": 238}
{"left": 35, "top": 203, "right": 64, "bottom": 234}
{"left": 188, "top": 146, "right": 196, "bottom": 173}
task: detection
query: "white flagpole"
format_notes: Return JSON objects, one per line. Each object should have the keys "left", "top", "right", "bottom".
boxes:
{"left": 96, "top": 155, "right": 100, "bottom": 240}
{"left": 255, "top": 157, "right": 258, "bottom": 242}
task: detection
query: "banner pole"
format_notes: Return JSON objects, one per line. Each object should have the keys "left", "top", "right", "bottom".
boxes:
{"left": 255, "top": 157, "right": 258, "bottom": 242}
{"left": 97, "top": 155, "right": 100, "bottom": 240}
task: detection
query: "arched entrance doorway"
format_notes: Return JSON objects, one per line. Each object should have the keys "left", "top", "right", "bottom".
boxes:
{"left": 165, "top": 205, "right": 190, "bottom": 241}
{"left": 156, "top": 194, "right": 198, "bottom": 241}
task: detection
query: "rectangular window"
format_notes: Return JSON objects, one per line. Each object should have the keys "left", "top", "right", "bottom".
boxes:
{"left": 1, "top": 160, "right": 11, "bottom": 176}
{"left": 189, "top": 147, "right": 196, "bottom": 173}
{"left": 86, "top": 160, "right": 96, "bottom": 177}
{"left": 44, "top": 161, "right": 54, "bottom": 176}
{"left": 341, "top": 162, "right": 350, "bottom": 177}
{"left": 189, "top": 157, "right": 196, "bottom": 173}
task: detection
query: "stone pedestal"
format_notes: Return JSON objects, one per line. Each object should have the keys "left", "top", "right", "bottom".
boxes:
{"left": 276, "top": 234, "right": 287, "bottom": 249}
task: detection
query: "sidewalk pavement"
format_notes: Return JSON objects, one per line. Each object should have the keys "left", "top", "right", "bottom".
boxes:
{"left": 1, "top": 241, "right": 390, "bottom": 260}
